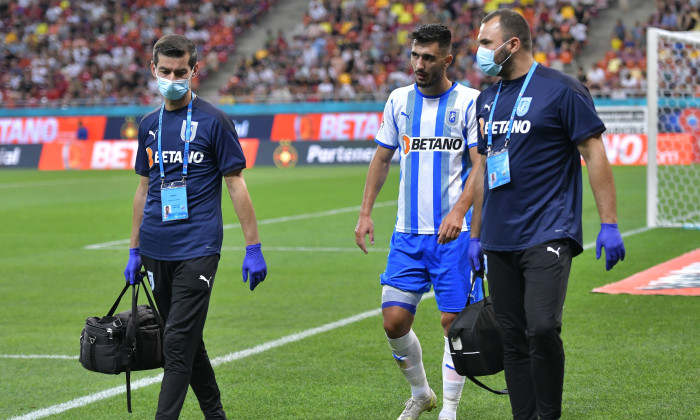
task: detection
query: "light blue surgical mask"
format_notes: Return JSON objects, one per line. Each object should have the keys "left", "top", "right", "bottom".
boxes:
{"left": 476, "top": 40, "right": 512, "bottom": 76}
{"left": 157, "top": 75, "right": 191, "bottom": 100}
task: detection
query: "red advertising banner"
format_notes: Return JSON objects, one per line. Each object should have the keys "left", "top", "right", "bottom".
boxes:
{"left": 0, "top": 116, "right": 106, "bottom": 144}
{"left": 239, "top": 139, "right": 260, "bottom": 168}
{"left": 601, "top": 133, "right": 697, "bottom": 165}
{"left": 37, "top": 138, "right": 260, "bottom": 170}
{"left": 270, "top": 112, "right": 383, "bottom": 141}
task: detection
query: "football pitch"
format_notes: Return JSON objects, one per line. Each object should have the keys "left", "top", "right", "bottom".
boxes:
{"left": 0, "top": 165, "right": 698, "bottom": 420}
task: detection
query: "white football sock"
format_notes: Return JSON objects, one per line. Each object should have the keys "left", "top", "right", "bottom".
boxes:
{"left": 387, "top": 329, "right": 431, "bottom": 398}
{"left": 439, "top": 336, "right": 465, "bottom": 419}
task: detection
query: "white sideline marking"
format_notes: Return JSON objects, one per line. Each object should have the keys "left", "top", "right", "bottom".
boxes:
{"left": 0, "top": 354, "right": 78, "bottom": 360}
{"left": 8, "top": 292, "right": 435, "bottom": 420}
{"left": 0, "top": 177, "right": 124, "bottom": 190}
{"left": 84, "top": 201, "right": 395, "bottom": 250}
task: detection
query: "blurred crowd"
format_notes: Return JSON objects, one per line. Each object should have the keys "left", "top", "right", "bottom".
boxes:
{"left": 1, "top": 0, "right": 698, "bottom": 108}
{"left": 0, "top": 0, "right": 275, "bottom": 107}
{"left": 578, "top": 0, "right": 700, "bottom": 99}
{"left": 219, "top": 0, "right": 603, "bottom": 103}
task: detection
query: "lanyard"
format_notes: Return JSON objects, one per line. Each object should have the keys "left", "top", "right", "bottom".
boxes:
{"left": 157, "top": 93, "right": 195, "bottom": 184}
{"left": 487, "top": 62, "right": 537, "bottom": 152}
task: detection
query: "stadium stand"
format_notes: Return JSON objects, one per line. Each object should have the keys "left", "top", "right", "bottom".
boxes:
{"left": 217, "top": 0, "right": 602, "bottom": 104}
{"left": 2, "top": 0, "right": 696, "bottom": 106}
{"left": 0, "top": 0, "right": 276, "bottom": 108}
{"left": 581, "top": 0, "right": 700, "bottom": 98}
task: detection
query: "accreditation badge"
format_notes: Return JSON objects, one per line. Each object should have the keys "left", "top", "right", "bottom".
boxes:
{"left": 161, "top": 180, "right": 189, "bottom": 222}
{"left": 486, "top": 148, "right": 511, "bottom": 189}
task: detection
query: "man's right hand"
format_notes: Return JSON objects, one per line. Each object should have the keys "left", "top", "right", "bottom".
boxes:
{"left": 355, "top": 216, "right": 374, "bottom": 254}
{"left": 124, "top": 247, "right": 141, "bottom": 285}
{"left": 468, "top": 238, "right": 484, "bottom": 278}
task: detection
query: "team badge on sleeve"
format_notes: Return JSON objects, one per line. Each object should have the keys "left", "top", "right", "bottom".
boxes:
{"left": 516, "top": 98, "right": 532, "bottom": 117}
{"left": 446, "top": 107, "right": 459, "bottom": 126}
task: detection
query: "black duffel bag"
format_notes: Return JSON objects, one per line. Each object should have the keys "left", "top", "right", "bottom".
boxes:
{"left": 448, "top": 272, "right": 508, "bottom": 395}
{"left": 80, "top": 275, "right": 164, "bottom": 412}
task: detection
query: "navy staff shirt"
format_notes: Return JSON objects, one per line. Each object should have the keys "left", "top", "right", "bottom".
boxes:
{"left": 135, "top": 96, "right": 246, "bottom": 261}
{"left": 475, "top": 65, "right": 606, "bottom": 255}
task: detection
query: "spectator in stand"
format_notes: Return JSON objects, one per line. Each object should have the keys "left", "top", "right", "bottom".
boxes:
{"left": 586, "top": 61, "right": 606, "bottom": 92}
{"left": 576, "top": 66, "right": 588, "bottom": 85}
{"left": 76, "top": 120, "right": 88, "bottom": 141}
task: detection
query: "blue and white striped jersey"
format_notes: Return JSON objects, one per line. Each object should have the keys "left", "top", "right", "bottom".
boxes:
{"left": 376, "top": 82, "right": 480, "bottom": 234}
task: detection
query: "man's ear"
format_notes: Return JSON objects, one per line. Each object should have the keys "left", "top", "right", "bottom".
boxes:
{"left": 509, "top": 37, "right": 521, "bottom": 54}
{"left": 445, "top": 53, "right": 454, "bottom": 68}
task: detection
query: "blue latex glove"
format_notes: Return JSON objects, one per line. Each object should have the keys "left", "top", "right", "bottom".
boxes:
{"left": 242, "top": 243, "right": 267, "bottom": 291}
{"left": 468, "top": 237, "right": 485, "bottom": 277}
{"left": 596, "top": 223, "right": 625, "bottom": 271}
{"left": 124, "top": 247, "right": 141, "bottom": 285}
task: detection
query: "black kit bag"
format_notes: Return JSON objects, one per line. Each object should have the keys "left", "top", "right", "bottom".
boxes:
{"left": 448, "top": 272, "right": 508, "bottom": 395}
{"left": 79, "top": 274, "right": 164, "bottom": 412}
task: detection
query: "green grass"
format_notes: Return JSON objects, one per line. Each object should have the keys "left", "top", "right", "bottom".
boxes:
{"left": 0, "top": 166, "right": 698, "bottom": 419}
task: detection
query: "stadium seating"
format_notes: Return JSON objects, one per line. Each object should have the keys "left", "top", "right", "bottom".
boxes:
{"left": 582, "top": 0, "right": 700, "bottom": 98}
{"left": 0, "top": 0, "right": 276, "bottom": 108}
{"left": 8, "top": 0, "right": 676, "bottom": 106}
{"left": 217, "top": 0, "right": 601, "bottom": 104}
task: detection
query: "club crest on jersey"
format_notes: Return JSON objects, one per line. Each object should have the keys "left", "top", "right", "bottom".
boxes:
{"left": 516, "top": 97, "right": 532, "bottom": 117}
{"left": 445, "top": 107, "right": 459, "bottom": 127}
{"left": 180, "top": 120, "right": 198, "bottom": 142}
{"left": 401, "top": 134, "right": 463, "bottom": 154}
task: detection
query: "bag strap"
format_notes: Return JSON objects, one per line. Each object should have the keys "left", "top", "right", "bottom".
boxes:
{"left": 464, "top": 372, "right": 508, "bottom": 395}
{"left": 123, "top": 273, "right": 164, "bottom": 413}
{"left": 464, "top": 271, "right": 485, "bottom": 308}
{"left": 106, "top": 283, "right": 130, "bottom": 317}
{"left": 138, "top": 273, "right": 164, "bottom": 329}
{"left": 462, "top": 272, "right": 508, "bottom": 396}
{"left": 124, "top": 282, "right": 139, "bottom": 413}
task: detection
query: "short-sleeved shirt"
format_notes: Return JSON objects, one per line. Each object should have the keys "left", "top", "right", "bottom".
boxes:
{"left": 475, "top": 65, "right": 606, "bottom": 255}
{"left": 135, "top": 96, "right": 246, "bottom": 261}
{"left": 376, "top": 82, "right": 480, "bottom": 234}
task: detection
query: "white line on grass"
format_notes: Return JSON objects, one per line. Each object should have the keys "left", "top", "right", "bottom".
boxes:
{"left": 0, "top": 354, "right": 78, "bottom": 360}
{"left": 0, "top": 176, "right": 127, "bottom": 190}
{"left": 84, "top": 201, "right": 396, "bottom": 250}
{"left": 8, "top": 292, "right": 435, "bottom": 420}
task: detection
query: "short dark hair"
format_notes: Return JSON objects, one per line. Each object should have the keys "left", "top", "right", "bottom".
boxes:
{"left": 153, "top": 34, "right": 198, "bottom": 69}
{"left": 482, "top": 9, "right": 532, "bottom": 51}
{"left": 409, "top": 24, "right": 452, "bottom": 54}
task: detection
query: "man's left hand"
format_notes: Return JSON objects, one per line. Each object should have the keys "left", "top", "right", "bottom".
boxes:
{"left": 242, "top": 243, "right": 267, "bottom": 290}
{"left": 596, "top": 223, "right": 625, "bottom": 271}
{"left": 437, "top": 211, "right": 464, "bottom": 244}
